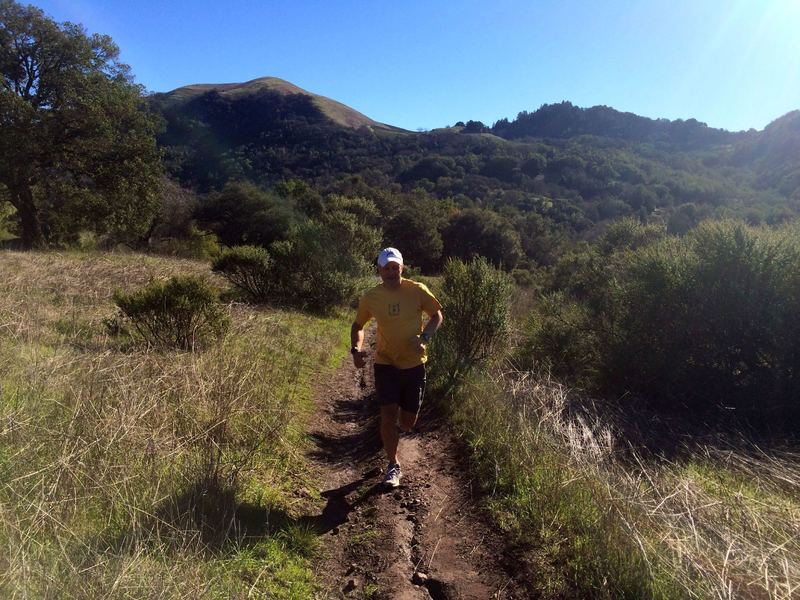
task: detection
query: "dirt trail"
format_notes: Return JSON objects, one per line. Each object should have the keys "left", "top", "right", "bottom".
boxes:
{"left": 308, "top": 333, "right": 526, "bottom": 599}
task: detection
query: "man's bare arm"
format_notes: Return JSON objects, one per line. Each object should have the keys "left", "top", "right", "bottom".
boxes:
{"left": 350, "top": 322, "right": 367, "bottom": 368}
{"left": 351, "top": 322, "right": 365, "bottom": 350}
{"left": 423, "top": 310, "right": 443, "bottom": 337}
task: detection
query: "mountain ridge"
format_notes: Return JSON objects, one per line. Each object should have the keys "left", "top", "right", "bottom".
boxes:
{"left": 154, "top": 76, "right": 407, "bottom": 133}
{"left": 156, "top": 75, "right": 797, "bottom": 144}
{"left": 152, "top": 75, "right": 800, "bottom": 232}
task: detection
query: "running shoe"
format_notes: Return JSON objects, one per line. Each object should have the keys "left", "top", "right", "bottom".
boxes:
{"left": 384, "top": 462, "right": 402, "bottom": 488}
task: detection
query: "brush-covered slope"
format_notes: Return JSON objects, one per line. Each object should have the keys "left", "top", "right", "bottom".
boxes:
{"left": 732, "top": 110, "right": 800, "bottom": 198}
{"left": 151, "top": 76, "right": 800, "bottom": 239}
{"left": 491, "top": 101, "right": 749, "bottom": 149}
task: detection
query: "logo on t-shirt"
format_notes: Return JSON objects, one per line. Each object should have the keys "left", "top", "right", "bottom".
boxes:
{"left": 388, "top": 302, "right": 400, "bottom": 316}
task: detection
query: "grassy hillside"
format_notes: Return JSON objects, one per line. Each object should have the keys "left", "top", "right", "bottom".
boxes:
{"left": 0, "top": 251, "right": 349, "bottom": 598}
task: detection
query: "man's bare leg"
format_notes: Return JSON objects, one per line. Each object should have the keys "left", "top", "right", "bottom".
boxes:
{"left": 380, "top": 405, "right": 420, "bottom": 465}
{"left": 398, "top": 409, "right": 418, "bottom": 433}
{"left": 380, "top": 404, "right": 401, "bottom": 464}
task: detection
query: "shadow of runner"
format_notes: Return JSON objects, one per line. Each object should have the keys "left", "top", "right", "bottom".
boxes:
{"left": 308, "top": 389, "right": 383, "bottom": 464}
{"left": 307, "top": 427, "right": 382, "bottom": 464}
{"left": 301, "top": 471, "right": 392, "bottom": 535}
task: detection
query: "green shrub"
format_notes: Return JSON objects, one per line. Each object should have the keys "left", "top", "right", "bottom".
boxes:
{"left": 213, "top": 209, "right": 380, "bottom": 313}
{"left": 113, "top": 276, "right": 229, "bottom": 350}
{"left": 607, "top": 221, "right": 800, "bottom": 420}
{"left": 442, "top": 208, "right": 523, "bottom": 269}
{"left": 149, "top": 225, "right": 222, "bottom": 261}
{"left": 528, "top": 219, "right": 800, "bottom": 425}
{"left": 429, "top": 257, "right": 513, "bottom": 393}
{"left": 520, "top": 291, "right": 599, "bottom": 385}
{"left": 212, "top": 245, "right": 273, "bottom": 300}
{"left": 598, "top": 217, "right": 665, "bottom": 255}
{"left": 511, "top": 267, "right": 536, "bottom": 288}
{"left": 266, "top": 219, "right": 369, "bottom": 313}
{"left": 549, "top": 244, "right": 611, "bottom": 309}
{"left": 194, "top": 181, "right": 298, "bottom": 248}
{"left": 303, "top": 216, "right": 370, "bottom": 309}
{"left": 0, "top": 199, "right": 17, "bottom": 242}
{"left": 602, "top": 236, "right": 697, "bottom": 400}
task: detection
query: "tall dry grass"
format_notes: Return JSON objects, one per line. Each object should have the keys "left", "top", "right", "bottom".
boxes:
{"left": 0, "top": 250, "right": 346, "bottom": 598}
{"left": 450, "top": 369, "right": 800, "bottom": 599}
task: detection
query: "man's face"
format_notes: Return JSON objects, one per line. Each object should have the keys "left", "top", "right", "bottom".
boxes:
{"left": 379, "top": 261, "right": 403, "bottom": 283}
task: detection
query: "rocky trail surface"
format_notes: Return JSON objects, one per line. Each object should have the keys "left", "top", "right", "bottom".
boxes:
{"left": 307, "top": 335, "right": 529, "bottom": 599}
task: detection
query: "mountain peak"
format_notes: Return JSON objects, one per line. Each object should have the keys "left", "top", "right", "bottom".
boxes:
{"left": 764, "top": 110, "right": 800, "bottom": 133}
{"left": 159, "top": 76, "right": 405, "bottom": 132}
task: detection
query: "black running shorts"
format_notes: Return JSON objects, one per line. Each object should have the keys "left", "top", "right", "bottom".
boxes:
{"left": 373, "top": 363, "right": 426, "bottom": 414}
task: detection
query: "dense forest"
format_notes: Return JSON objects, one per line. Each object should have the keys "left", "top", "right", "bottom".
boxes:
{"left": 146, "top": 79, "right": 800, "bottom": 274}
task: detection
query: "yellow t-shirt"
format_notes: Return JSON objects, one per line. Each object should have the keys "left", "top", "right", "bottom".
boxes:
{"left": 355, "top": 278, "right": 442, "bottom": 369}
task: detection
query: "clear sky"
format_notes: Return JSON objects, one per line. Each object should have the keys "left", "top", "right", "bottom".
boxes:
{"left": 27, "top": 0, "right": 800, "bottom": 132}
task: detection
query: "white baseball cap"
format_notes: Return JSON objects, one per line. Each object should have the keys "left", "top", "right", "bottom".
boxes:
{"left": 377, "top": 247, "right": 403, "bottom": 267}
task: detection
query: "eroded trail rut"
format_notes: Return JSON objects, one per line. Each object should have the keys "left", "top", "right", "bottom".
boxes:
{"left": 309, "top": 336, "right": 525, "bottom": 599}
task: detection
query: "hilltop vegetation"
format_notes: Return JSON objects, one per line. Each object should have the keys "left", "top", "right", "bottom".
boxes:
{"left": 151, "top": 81, "right": 800, "bottom": 249}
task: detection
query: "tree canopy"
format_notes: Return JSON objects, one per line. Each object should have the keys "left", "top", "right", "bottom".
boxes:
{"left": 0, "top": 0, "right": 161, "bottom": 247}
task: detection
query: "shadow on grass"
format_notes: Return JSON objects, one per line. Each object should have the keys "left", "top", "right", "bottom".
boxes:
{"left": 99, "top": 480, "right": 326, "bottom": 559}
{"left": 510, "top": 384, "right": 800, "bottom": 465}
{"left": 103, "top": 469, "right": 394, "bottom": 557}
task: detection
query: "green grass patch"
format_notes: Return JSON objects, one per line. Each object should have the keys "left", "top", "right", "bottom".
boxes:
{"left": 347, "top": 528, "right": 381, "bottom": 551}
{"left": 442, "top": 374, "right": 684, "bottom": 599}
{"left": 0, "top": 250, "right": 351, "bottom": 598}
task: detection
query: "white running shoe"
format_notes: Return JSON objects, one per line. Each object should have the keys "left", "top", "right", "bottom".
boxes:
{"left": 384, "top": 463, "right": 402, "bottom": 488}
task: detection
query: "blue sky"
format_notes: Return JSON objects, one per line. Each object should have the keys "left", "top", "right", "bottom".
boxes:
{"left": 29, "top": 0, "right": 800, "bottom": 132}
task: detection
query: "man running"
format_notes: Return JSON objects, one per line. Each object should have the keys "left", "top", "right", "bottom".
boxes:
{"left": 350, "top": 248, "right": 443, "bottom": 488}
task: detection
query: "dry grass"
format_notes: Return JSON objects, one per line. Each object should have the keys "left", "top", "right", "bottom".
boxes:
{"left": 632, "top": 445, "right": 800, "bottom": 599}
{"left": 450, "top": 369, "right": 800, "bottom": 599}
{"left": 0, "top": 250, "right": 348, "bottom": 598}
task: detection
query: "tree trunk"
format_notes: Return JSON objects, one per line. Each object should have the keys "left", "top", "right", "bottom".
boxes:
{"left": 8, "top": 184, "right": 44, "bottom": 248}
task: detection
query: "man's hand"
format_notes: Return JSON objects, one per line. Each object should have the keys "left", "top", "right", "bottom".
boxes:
{"left": 352, "top": 349, "right": 367, "bottom": 369}
{"left": 351, "top": 322, "right": 367, "bottom": 368}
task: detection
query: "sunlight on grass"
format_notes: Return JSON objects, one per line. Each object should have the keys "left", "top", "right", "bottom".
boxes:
{"left": 445, "top": 371, "right": 800, "bottom": 599}
{"left": 0, "top": 250, "right": 349, "bottom": 598}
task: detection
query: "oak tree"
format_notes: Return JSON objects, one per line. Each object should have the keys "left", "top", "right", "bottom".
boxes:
{"left": 0, "top": 0, "right": 161, "bottom": 247}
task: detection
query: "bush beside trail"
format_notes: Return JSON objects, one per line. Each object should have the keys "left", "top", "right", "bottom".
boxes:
{"left": 429, "top": 242, "right": 800, "bottom": 598}
{"left": 113, "top": 275, "right": 230, "bottom": 350}
{"left": 212, "top": 245, "right": 275, "bottom": 300}
{"left": 211, "top": 195, "right": 381, "bottom": 314}
{"left": 522, "top": 219, "right": 800, "bottom": 427}
{"left": 428, "top": 256, "right": 513, "bottom": 394}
